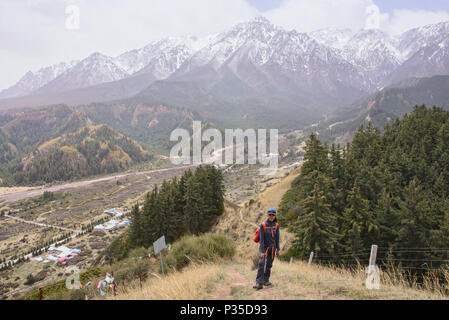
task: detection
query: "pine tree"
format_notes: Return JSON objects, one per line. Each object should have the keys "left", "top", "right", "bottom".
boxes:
{"left": 292, "top": 172, "right": 339, "bottom": 259}
{"left": 395, "top": 179, "right": 431, "bottom": 250}
{"left": 129, "top": 203, "right": 143, "bottom": 247}
{"left": 141, "top": 191, "right": 155, "bottom": 247}
{"left": 158, "top": 180, "right": 178, "bottom": 243}
{"left": 329, "top": 144, "right": 348, "bottom": 231}
{"left": 300, "top": 133, "right": 330, "bottom": 196}
{"left": 184, "top": 174, "right": 206, "bottom": 235}
{"left": 373, "top": 180, "right": 401, "bottom": 247}
{"left": 342, "top": 181, "right": 375, "bottom": 254}
{"left": 206, "top": 166, "right": 225, "bottom": 216}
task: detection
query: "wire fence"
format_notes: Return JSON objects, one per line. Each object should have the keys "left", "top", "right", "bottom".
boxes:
{"left": 312, "top": 247, "right": 449, "bottom": 272}
{"left": 310, "top": 246, "right": 449, "bottom": 292}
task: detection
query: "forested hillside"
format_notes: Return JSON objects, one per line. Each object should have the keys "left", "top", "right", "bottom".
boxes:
{"left": 81, "top": 102, "right": 202, "bottom": 152}
{"left": 0, "top": 105, "right": 90, "bottom": 184}
{"left": 0, "top": 102, "right": 204, "bottom": 185}
{"left": 279, "top": 106, "right": 449, "bottom": 271}
{"left": 104, "top": 165, "right": 225, "bottom": 262}
{"left": 12, "top": 124, "right": 151, "bottom": 185}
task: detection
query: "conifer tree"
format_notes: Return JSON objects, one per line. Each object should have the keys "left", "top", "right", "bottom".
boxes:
{"left": 300, "top": 133, "right": 330, "bottom": 195}
{"left": 157, "top": 180, "right": 178, "bottom": 243}
{"left": 129, "top": 203, "right": 143, "bottom": 247}
{"left": 395, "top": 180, "right": 431, "bottom": 250}
{"left": 184, "top": 174, "right": 206, "bottom": 235}
{"left": 143, "top": 186, "right": 161, "bottom": 247}
{"left": 206, "top": 165, "right": 225, "bottom": 216}
{"left": 342, "top": 181, "right": 375, "bottom": 253}
{"left": 329, "top": 144, "right": 348, "bottom": 230}
{"left": 292, "top": 172, "right": 339, "bottom": 259}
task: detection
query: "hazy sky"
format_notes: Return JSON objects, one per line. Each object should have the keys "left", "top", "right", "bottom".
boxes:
{"left": 1, "top": 0, "right": 449, "bottom": 91}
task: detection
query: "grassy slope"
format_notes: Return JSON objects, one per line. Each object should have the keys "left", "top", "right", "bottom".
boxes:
{"left": 111, "top": 166, "right": 448, "bottom": 300}
{"left": 112, "top": 259, "right": 444, "bottom": 300}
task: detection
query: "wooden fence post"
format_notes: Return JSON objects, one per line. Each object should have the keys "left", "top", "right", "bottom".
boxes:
{"left": 139, "top": 267, "right": 142, "bottom": 289}
{"left": 112, "top": 271, "right": 116, "bottom": 297}
{"left": 369, "top": 245, "right": 378, "bottom": 267}
{"left": 39, "top": 288, "right": 43, "bottom": 300}
{"left": 366, "top": 245, "right": 380, "bottom": 290}
{"left": 160, "top": 251, "right": 165, "bottom": 276}
{"left": 308, "top": 252, "right": 314, "bottom": 265}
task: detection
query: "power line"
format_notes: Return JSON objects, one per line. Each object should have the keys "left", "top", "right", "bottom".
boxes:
{"left": 378, "top": 247, "right": 449, "bottom": 250}
{"left": 391, "top": 266, "right": 447, "bottom": 271}
{"left": 378, "top": 258, "right": 449, "bottom": 262}
{"left": 314, "top": 251, "right": 371, "bottom": 258}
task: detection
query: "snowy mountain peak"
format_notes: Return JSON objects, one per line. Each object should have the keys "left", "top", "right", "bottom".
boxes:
{"left": 2, "top": 18, "right": 449, "bottom": 101}
{"left": 115, "top": 36, "right": 209, "bottom": 79}
{"left": 251, "top": 16, "right": 271, "bottom": 24}
{"left": 0, "top": 60, "right": 78, "bottom": 99}
{"left": 35, "top": 53, "right": 129, "bottom": 94}
{"left": 399, "top": 20, "right": 449, "bottom": 60}
{"left": 310, "top": 28, "right": 354, "bottom": 50}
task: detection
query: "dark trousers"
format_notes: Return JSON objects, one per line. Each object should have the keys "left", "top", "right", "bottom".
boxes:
{"left": 256, "top": 247, "right": 275, "bottom": 284}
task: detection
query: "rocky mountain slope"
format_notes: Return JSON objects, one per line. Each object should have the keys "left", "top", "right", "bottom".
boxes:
{"left": 317, "top": 75, "right": 449, "bottom": 145}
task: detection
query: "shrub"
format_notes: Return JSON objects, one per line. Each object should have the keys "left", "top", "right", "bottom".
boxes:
{"left": 164, "top": 234, "right": 236, "bottom": 271}
{"left": 251, "top": 253, "right": 260, "bottom": 271}
{"left": 113, "top": 257, "right": 156, "bottom": 284}
{"left": 42, "top": 191, "right": 56, "bottom": 202}
{"left": 24, "top": 274, "right": 36, "bottom": 286}
{"left": 278, "top": 247, "right": 296, "bottom": 262}
{"left": 102, "top": 231, "right": 131, "bottom": 264}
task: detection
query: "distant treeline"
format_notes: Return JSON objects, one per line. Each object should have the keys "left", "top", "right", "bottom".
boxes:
{"left": 106, "top": 165, "right": 225, "bottom": 261}
{"left": 279, "top": 106, "right": 449, "bottom": 269}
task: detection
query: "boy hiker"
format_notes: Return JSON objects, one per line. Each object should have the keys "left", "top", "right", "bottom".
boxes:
{"left": 253, "top": 208, "right": 280, "bottom": 290}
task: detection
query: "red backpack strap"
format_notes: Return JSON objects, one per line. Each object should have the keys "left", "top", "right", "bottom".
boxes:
{"left": 275, "top": 223, "right": 278, "bottom": 231}
{"left": 262, "top": 222, "right": 267, "bottom": 232}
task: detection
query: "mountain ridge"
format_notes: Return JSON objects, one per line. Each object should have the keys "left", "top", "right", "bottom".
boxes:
{"left": 1, "top": 17, "right": 449, "bottom": 107}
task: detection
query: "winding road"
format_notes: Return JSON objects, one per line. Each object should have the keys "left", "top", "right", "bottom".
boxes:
{"left": 4, "top": 214, "right": 80, "bottom": 233}
{"left": 0, "top": 165, "right": 197, "bottom": 205}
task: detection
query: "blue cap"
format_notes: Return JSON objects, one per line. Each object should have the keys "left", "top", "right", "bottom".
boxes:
{"left": 267, "top": 208, "right": 277, "bottom": 215}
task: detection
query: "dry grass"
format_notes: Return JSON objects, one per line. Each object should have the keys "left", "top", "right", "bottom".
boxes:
{"left": 0, "top": 186, "right": 40, "bottom": 196}
{"left": 272, "top": 260, "right": 449, "bottom": 300}
{"left": 110, "top": 258, "right": 449, "bottom": 300}
{"left": 109, "top": 264, "right": 222, "bottom": 300}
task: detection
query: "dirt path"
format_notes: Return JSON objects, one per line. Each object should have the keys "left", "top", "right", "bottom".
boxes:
{"left": 206, "top": 262, "right": 290, "bottom": 300}
{"left": 4, "top": 214, "right": 81, "bottom": 233}
{"left": 205, "top": 261, "right": 346, "bottom": 300}
{"left": 239, "top": 208, "right": 258, "bottom": 228}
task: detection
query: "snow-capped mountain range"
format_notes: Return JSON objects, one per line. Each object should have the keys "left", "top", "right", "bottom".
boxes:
{"left": 1, "top": 17, "right": 449, "bottom": 101}
{"left": 170, "top": 16, "right": 366, "bottom": 101}
{"left": 0, "top": 60, "right": 79, "bottom": 99}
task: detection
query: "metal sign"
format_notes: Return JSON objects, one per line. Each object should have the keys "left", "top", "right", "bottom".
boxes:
{"left": 153, "top": 235, "right": 166, "bottom": 255}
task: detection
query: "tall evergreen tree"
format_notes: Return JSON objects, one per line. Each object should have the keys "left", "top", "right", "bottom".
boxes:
{"left": 129, "top": 203, "right": 143, "bottom": 247}
{"left": 395, "top": 179, "right": 431, "bottom": 250}
{"left": 342, "top": 181, "right": 375, "bottom": 253}
{"left": 184, "top": 174, "right": 206, "bottom": 235}
{"left": 292, "top": 172, "right": 339, "bottom": 259}
{"left": 329, "top": 144, "right": 348, "bottom": 229}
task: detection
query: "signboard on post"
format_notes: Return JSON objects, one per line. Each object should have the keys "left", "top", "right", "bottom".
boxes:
{"left": 153, "top": 235, "right": 166, "bottom": 275}
{"left": 154, "top": 236, "right": 166, "bottom": 255}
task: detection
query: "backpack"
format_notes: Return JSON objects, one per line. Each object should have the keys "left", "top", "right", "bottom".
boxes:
{"left": 254, "top": 222, "right": 279, "bottom": 243}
